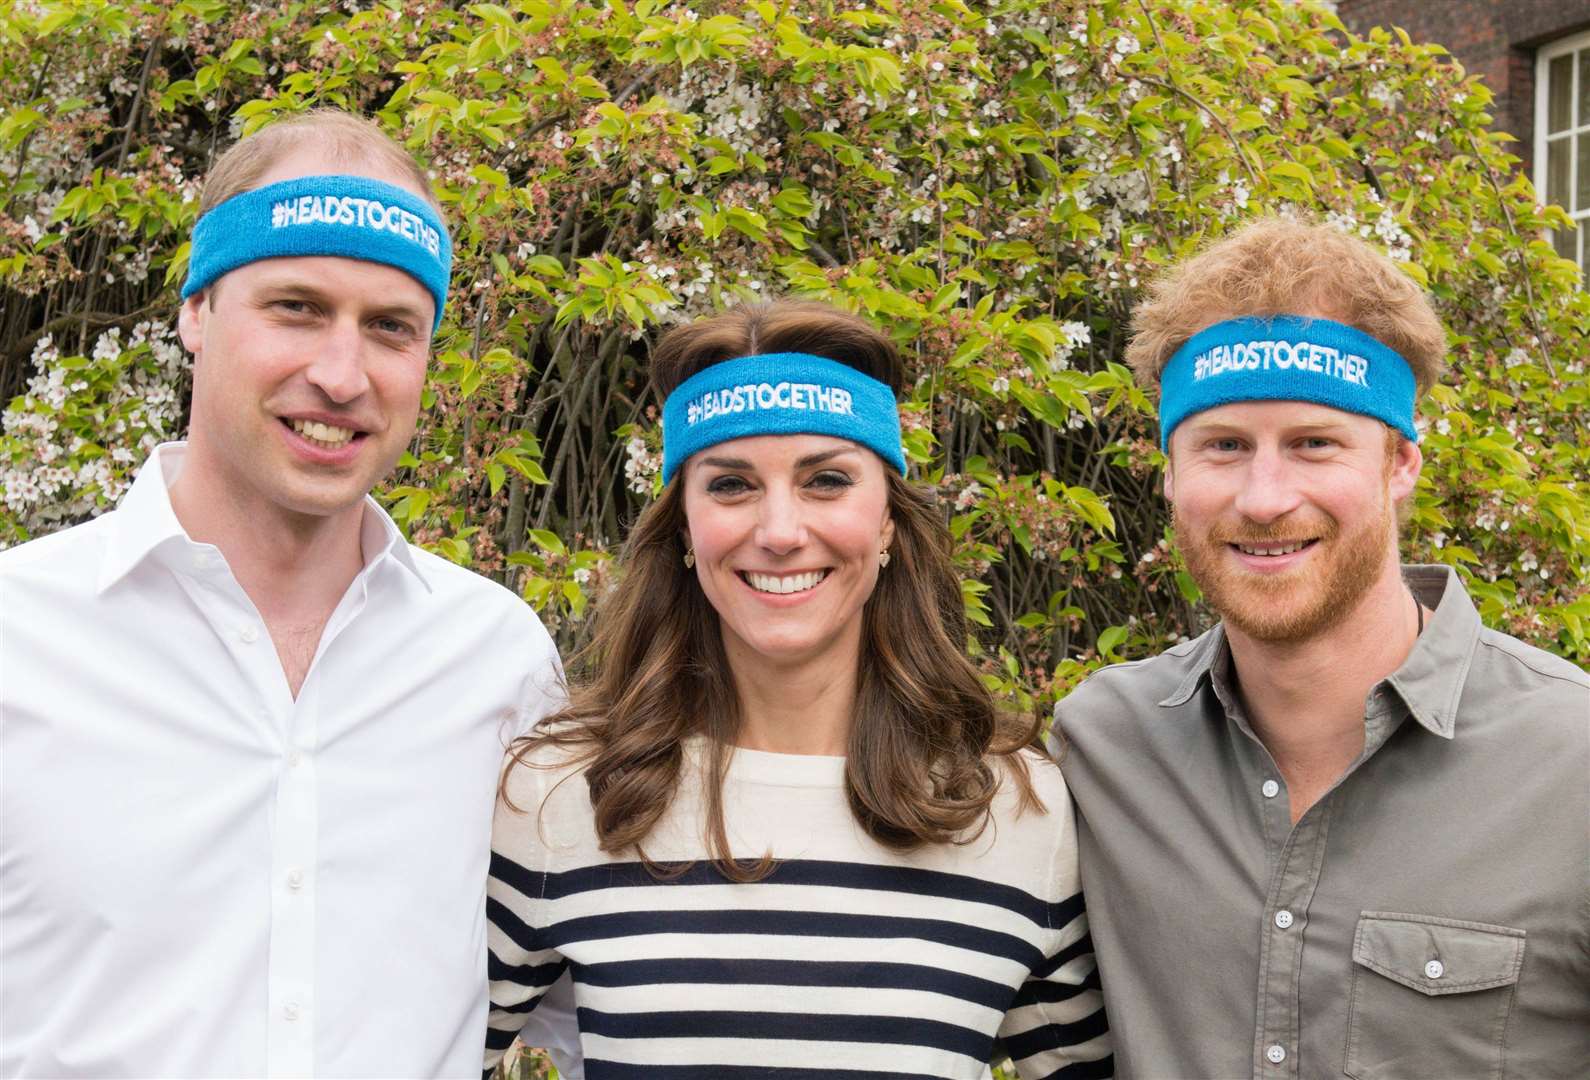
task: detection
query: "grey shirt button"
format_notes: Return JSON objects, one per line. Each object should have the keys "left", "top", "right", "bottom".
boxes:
{"left": 1266, "top": 1044, "right": 1286, "bottom": 1064}
{"left": 1261, "top": 779, "right": 1280, "bottom": 798}
{"left": 1274, "top": 909, "right": 1294, "bottom": 929}
{"left": 1425, "top": 959, "right": 1444, "bottom": 979}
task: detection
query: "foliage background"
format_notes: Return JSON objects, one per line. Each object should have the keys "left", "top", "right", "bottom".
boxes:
{"left": 2, "top": 0, "right": 1586, "bottom": 1073}
{"left": 4, "top": 0, "right": 1587, "bottom": 688}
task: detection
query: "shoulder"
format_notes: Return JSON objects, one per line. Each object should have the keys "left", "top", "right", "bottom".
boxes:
{"left": 0, "top": 514, "right": 113, "bottom": 580}
{"left": 407, "top": 544, "right": 555, "bottom": 644}
{"left": 981, "top": 747, "right": 1073, "bottom": 838}
{"left": 973, "top": 748, "right": 1080, "bottom": 896}
{"left": 0, "top": 517, "right": 116, "bottom": 627}
{"left": 999, "top": 745, "right": 1069, "bottom": 806}
{"left": 1462, "top": 627, "right": 1588, "bottom": 753}
{"left": 497, "top": 734, "right": 593, "bottom": 824}
{"left": 407, "top": 543, "right": 520, "bottom": 607}
{"left": 493, "top": 735, "right": 598, "bottom": 866}
{"left": 1052, "top": 626, "right": 1218, "bottom": 731}
{"left": 502, "top": 731, "right": 588, "bottom": 787}
{"left": 1473, "top": 626, "right": 1588, "bottom": 692}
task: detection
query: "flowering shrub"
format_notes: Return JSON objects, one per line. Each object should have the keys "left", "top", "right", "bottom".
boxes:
{"left": 2, "top": 321, "right": 186, "bottom": 529}
{"left": 3, "top": 0, "right": 1586, "bottom": 703}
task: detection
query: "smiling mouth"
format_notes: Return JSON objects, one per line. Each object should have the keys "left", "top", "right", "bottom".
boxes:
{"left": 740, "top": 569, "right": 830, "bottom": 595}
{"left": 284, "top": 417, "right": 361, "bottom": 450}
{"left": 1230, "top": 539, "right": 1318, "bottom": 557}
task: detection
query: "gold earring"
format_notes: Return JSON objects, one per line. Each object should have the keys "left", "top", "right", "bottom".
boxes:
{"left": 879, "top": 550, "right": 891, "bottom": 568}
{"left": 683, "top": 547, "right": 695, "bottom": 568}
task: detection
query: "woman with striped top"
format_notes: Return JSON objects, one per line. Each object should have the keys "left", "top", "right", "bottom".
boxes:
{"left": 485, "top": 300, "right": 1112, "bottom": 1079}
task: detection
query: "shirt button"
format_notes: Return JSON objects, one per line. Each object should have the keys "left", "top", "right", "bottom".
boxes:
{"left": 1266, "top": 1044, "right": 1286, "bottom": 1064}
{"left": 239, "top": 625, "right": 259, "bottom": 644}
{"left": 1274, "top": 909, "right": 1294, "bottom": 929}
{"left": 1261, "top": 779, "right": 1280, "bottom": 798}
{"left": 283, "top": 1001, "right": 301, "bottom": 1021}
{"left": 286, "top": 869, "right": 305, "bottom": 890}
{"left": 288, "top": 750, "right": 303, "bottom": 768}
{"left": 1425, "top": 959, "right": 1444, "bottom": 979}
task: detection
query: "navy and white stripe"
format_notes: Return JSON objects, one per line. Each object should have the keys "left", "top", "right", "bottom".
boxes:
{"left": 485, "top": 741, "right": 1112, "bottom": 1078}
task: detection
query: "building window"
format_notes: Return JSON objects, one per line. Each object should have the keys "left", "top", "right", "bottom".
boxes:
{"left": 1537, "top": 30, "right": 1590, "bottom": 282}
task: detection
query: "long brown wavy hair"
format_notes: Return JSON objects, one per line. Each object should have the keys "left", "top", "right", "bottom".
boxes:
{"left": 504, "top": 300, "right": 1044, "bottom": 880}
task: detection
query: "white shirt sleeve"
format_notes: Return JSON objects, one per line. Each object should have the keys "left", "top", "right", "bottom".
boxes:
{"left": 515, "top": 970, "right": 583, "bottom": 1079}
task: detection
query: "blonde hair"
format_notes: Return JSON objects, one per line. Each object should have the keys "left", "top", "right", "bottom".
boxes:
{"left": 1125, "top": 217, "right": 1446, "bottom": 395}
{"left": 198, "top": 108, "right": 439, "bottom": 216}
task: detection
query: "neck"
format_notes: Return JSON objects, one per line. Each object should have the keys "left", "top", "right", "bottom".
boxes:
{"left": 168, "top": 451, "right": 365, "bottom": 626}
{"left": 724, "top": 634, "right": 860, "bottom": 757}
{"left": 1225, "top": 560, "right": 1423, "bottom": 819}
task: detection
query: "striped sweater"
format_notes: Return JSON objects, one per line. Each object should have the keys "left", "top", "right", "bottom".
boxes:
{"left": 485, "top": 738, "right": 1112, "bottom": 1079}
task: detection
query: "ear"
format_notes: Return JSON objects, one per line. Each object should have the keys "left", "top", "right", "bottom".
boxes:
{"left": 879, "top": 511, "right": 896, "bottom": 553}
{"left": 1387, "top": 434, "right": 1422, "bottom": 503}
{"left": 177, "top": 291, "right": 207, "bottom": 358}
{"left": 1162, "top": 455, "right": 1176, "bottom": 503}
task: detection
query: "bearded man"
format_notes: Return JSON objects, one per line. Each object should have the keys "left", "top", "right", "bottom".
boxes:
{"left": 1052, "top": 218, "right": 1588, "bottom": 1079}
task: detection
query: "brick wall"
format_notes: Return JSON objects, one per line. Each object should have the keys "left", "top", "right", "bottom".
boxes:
{"left": 1337, "top": 0, "right": 1590, "bottom": 175}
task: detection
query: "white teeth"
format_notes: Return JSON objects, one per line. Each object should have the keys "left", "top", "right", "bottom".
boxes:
{"left": 1237, "top": 542, "right": 1308, "bottom": 556}
{"left": 745, "top": 570, "right": 828, "bottom": 595}
{"left": 290, "top": 419, "right": 354, "bottom": 448}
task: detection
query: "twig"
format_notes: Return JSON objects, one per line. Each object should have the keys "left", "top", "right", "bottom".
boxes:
{"left": 1135, "top": 0, "right": 1258, "bottom": 186}
{"left": 78, "top": 39, "right": 160, "bottom": 352}
{"left": 1460, "top": 125, "right": 1557, "bottom": 378}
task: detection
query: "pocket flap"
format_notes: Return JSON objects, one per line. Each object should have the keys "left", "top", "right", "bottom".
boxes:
{"left": 1352, "top": 911, "right": 1525, "bottom": 996}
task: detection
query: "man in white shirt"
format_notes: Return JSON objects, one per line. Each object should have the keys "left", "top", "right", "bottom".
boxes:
{"left": 1, "top": 109, "right": 563, "bottom": 1078}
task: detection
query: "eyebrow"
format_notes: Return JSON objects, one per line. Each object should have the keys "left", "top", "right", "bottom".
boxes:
{"left": 366, "top": 301, "right": 430, "bottom": 325}
{"left": 697, "top": 447, "right": 861, "bottom": 471}
{"left": 795, "top": 447, "right": 860, "bottom": 468}
{"left": 254, "top": 282, "right": 429, "bottom": 324}
{"left": 1185, "top": 420, "right": 1354, "bottom": 440}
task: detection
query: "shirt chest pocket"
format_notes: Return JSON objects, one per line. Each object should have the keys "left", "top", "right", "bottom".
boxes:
{"left": 1345, "top": 911, "right": 1525, "bottom": 1080}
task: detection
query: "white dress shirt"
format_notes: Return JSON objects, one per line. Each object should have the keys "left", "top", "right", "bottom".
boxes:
{"left": 0, "top": 443, "right": 562, "bottom": 1079}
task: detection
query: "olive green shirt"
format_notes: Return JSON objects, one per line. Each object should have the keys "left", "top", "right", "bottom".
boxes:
{"left": 1053, "top": 565, "right": 1589, "bottom": 1079}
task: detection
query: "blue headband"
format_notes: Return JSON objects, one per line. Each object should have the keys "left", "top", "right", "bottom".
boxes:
{"left": 1158, "top": 316, "right": 1418, "bottom": 448}
{"left": 181, "top": 174, "right": 452, "bottom": 332}
{"left": 661, "top": 352, "right": 906, "bottom": 485}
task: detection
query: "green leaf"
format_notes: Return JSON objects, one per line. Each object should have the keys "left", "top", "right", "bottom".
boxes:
{"left": 529, "top": 529, "right": 566, "bottom": 556}
{"left": 1097, "top": 624, "right": 1128, "bottom": 657}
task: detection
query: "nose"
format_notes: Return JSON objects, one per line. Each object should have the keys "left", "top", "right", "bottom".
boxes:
{"left": 754, "top": 485, "right": 807, "bottom": 554}
{"left": 1232, "top": 445, "right": 1305, "bottom": 524}
{"left": 303, "top": 318, "right": 371, "bottom": 404}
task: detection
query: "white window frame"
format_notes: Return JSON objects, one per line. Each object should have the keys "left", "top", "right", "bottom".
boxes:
{"left": 1535, "top": 28, "right": 1590, "bottom": 281}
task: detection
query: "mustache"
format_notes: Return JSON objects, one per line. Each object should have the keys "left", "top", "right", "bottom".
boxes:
{"left": 1185, "top": 515, "right": 1339, "bottom": 547}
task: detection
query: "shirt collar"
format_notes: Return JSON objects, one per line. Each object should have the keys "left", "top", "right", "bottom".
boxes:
{"left": 1157, "top": 623, "right": 1228, "bottom": 709}
{"left": 98, "top": 442, "right": 430, "bottom": 595}
{"left": 356, "top": 489, "right": 430, "bottom": 592}
{"left": 96, "top": 443, "right": 191, "bottom": 594}
{"left": 1157, "top": 564, "right": 1480, "bottom": 740}
{"left": 1382, "top": 565, "right": 1479, "bottom": 739}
